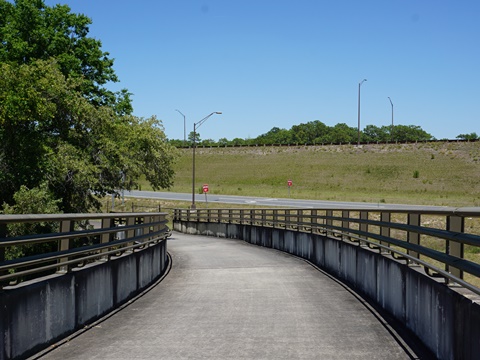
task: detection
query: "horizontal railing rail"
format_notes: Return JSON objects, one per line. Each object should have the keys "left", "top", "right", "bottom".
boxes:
{"left": 174, "top": 207, "right": 480, "bottom": 296}
{"left": 0, "top": 212, "right": 169, "bottom": 288}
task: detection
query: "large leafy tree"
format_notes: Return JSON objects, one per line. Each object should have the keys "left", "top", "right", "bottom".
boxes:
{"left": 0, "top": 1, "right": 177, "bottom": 213}
{"left": 0, "top": 60, "right": 177, "bottom": 212}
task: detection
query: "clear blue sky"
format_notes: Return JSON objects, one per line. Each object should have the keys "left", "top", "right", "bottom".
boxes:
{"left": 45, "top": 0, "right": 479, "bottom": 141}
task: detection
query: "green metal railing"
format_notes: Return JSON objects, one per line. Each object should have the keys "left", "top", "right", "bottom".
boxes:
{"left": 174, "top": 206, "right": 480, "bottom": 295}
{"left": 0, "top": 212, "right": 169, "bottom": 288}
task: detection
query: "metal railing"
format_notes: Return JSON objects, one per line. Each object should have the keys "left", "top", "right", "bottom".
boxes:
{"left": 174, "top": 206, "right": 480, "bottom": 295}
{"left": 0, "top": 212, "right": 169, "bottom": 288}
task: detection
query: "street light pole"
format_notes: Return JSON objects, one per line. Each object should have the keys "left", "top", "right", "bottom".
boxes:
{"left": 388, "top": 97, "right": 394, "bottom": 142}
{"left": 357, "top": 79, "right": 367, "bottom": 146}
{"left": 191, "top": 111, "right": 222, "bottom": 209}
{"left": 175, "top": 109, "right": 186, "bottom": 146}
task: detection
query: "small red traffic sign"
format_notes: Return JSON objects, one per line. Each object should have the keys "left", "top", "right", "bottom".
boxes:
{"left": 287, "top": 180, "right": 293, "bottom": 187}
{"left": 203, "top": 184, "right": 209, "bottom": 193}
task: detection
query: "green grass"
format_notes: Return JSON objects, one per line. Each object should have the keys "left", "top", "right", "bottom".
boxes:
{"left": 140, "top": 141, "right": 480, "bottom": 207}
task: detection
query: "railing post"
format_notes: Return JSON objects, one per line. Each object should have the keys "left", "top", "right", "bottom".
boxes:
{"left": 126, "top": 216, "right": 136, "bottom": 251}
{"left": 380, "top": 212, "right": 391, "bottom": 250}
{"left": 58, "top": 219, "right": 74, "bottom": 273}
{"left": 359, "top": 211, "right": 368, "bottom": 240}
{"left": 342, "top": 210, "right": 350, "bottom": 240}
{"left": 101, "top": 217, "right": 114, "bottom": 260}
{"left": 446, "top": 215, "right": 464, "bottom": 280}
{"left": 326, "top": 210, "right": 333, "bottom": 236}
{"left": 407, "top": 213, "right": 420, "bottom": 260}
{"left": 311, "top": 209, "right": 317, "bottom": 234}
{"left": 152, "top": 215, "right": 160, "bottom": 236}
{"left": 298, "top": 209, "right": 304, "bottom": 231}
{"left": 143, "top": 214, "right": 152, "bottom": 242}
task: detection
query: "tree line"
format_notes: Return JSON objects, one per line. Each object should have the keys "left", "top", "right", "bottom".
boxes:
{"left": 169, "top": 121, "right": 438, "bottom": 147}
{"left": 170, "top": 121, "right": 478, "bottom": 148}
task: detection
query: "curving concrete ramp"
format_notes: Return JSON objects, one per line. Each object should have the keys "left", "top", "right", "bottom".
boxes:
{"left": 38, "top": 232, "right": 426, "bottom": 359}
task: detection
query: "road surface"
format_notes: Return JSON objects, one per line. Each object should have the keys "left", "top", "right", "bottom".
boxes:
{"left": 126, "top": 190, "right": 449, "bottom": 211}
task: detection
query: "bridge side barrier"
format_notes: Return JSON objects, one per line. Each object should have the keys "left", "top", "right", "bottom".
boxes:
{"left": 173, "top": 206, "right": 480, "bottom": 360}
{"left": 0, "top": 212, "right": 170, "bottom": 360}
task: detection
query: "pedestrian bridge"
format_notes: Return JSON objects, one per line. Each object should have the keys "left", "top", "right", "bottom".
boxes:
{"left": 1, "top": 207, "right": 479, "bottom": 359}
{"left": 35, "top": 232, "right": 423, "bottom": 359}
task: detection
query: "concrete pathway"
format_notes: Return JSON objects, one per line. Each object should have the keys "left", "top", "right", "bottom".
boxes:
{"left": 36, "top": 233, "right": 423, "bottom": 359}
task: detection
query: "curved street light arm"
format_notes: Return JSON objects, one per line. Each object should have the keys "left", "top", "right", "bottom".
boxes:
{"left": 175, "top": 109, "right": 187, "bottom": 144}
{"left": 195, "top": 112, "right": 222, "bottom": 129}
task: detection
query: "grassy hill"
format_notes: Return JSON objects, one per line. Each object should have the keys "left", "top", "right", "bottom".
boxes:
{"left": 151, "top": 141, "right": 480, "bottom": 207}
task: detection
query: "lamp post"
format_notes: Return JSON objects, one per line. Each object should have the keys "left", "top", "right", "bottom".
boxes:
{"left": 388, "top": 97, "right": 394, "bottom": 142}
{"left": 191, "top": 111, "right": 222, "bottom": 209}
{"left": 357, "top": 79, "right": 367, "bottom": 146}
{"left": 175, "top": 109, "right": 186, "bottom": 145}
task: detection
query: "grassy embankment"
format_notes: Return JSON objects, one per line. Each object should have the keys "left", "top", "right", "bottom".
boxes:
{"left": 144, "top": 141, "right": 480, "bottom": 207}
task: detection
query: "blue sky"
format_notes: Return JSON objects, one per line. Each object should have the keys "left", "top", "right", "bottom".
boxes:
{"left": 44, "top": 0, "right": 479, "bottom": 141}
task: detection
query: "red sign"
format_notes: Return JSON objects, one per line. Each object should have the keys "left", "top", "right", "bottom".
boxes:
{"left": 287, "top": 180, "right": 293, "bottom": 187}
{"left": 203, "top": 184, "right": 209, "bottom": 193}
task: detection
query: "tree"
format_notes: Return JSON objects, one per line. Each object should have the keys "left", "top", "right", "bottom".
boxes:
{"left": 393, "top": 125, "right": 433, "bottom": 142}
{"left": 323, "top": 123, "right": 357, "bottom": 144}
{"left": 0, "top": 1, "right": 178, "bottom": 213}
{"left": 0, "top": 0, "right": 129, "bottom": 112}
{"left": 218, "top": 138, "right": 229, "bottom": 146}
{"left": 255, "top": 127, "right": 292, "bottom": 145}
{"left": 231, "top": 138, "right": 247, "bottom": 146}
{"left": 456, "top": 132, "right": 479, "bottom": 141}
{"left": 188, "top": 131, "right": 201, "bottom": 144}
{"left": 363, "top": 125, "right": 390, "bottom": 142}
{"left": 291, "top": 120, "right": 329, "bottom": 144}
{"left": 0, "top": 59, "right": 177, "bottom": 213}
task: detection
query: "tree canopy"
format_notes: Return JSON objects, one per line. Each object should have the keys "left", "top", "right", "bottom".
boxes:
{"left": 0, "top": 0, "right": 130, "bottom": 110}
{"left": 0, "top": 0, "right": 177, "bottom": 213}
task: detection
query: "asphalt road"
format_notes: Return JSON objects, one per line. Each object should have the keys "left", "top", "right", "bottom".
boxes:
{"left": 37, "top": 233, "right": 424, "bottom": 360}
{"left": 126, "top": 190, "right": 450, "bottom": 211}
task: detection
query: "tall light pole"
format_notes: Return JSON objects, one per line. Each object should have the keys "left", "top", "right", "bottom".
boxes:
{"left": 191, "top": 111, "right": 222, "bottom": 209}
{"left": 357, "top": 79, "right": 367, "bottom": 146}
{"left": 388, "top": 97, "right": 394, "bottom": 142}
{"left": 175, "top": 109, "right": 186, "bottom": 146}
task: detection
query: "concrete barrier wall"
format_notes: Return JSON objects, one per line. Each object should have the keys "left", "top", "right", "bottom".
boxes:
{"left": 0, "top": 240, "right": 168, "bottom": 360}
{"left": 174, "top": 221, "right": 480, "bottom": 360}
